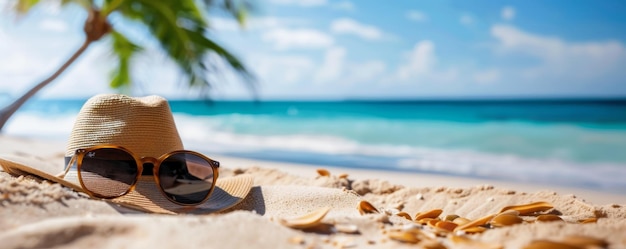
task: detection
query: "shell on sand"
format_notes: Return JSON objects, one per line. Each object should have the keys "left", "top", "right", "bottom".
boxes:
{"left": 414, "top": 209, "right": 443, "bottom": 221}
{"left": 281, "top": 206, "right": 331, "bottom": 229}
{"left": 388, "top": 231, "right": 421, "bottom": 244}
{"left": 396, "top": 212, "right": 412, "bottom": 221}
{"left": 499, "top": 201, "right": 553, "bottom": 215}
{"left": 316, "top": 169, "right": 331, "bottom": 177}
{"left": 522, "top": 240, "right": 582, "bottom": 249}
{"left": 490, "top": 213, "right": 523, "bottom": 227}
{"left": 523, "top": 236, "right": 608, "bottom": 249}
{"left": 535, "top": 214, "right": 563, "bottom": 222}
{"left": 561, "top": 235, "right": 608, "bottom": 248}
{"left": 357, "top": 200, "right": 379, "bottom": 215}
{"left": 454, "top": 214, "right": 496, "bottom": 232}
{"left": 433, "top": 220, "right": 458, "bottom": 232}
{"left": 450, "top": 235, "right": 503, "bottom": 249}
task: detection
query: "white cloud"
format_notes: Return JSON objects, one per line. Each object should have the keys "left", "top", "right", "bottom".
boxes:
{"left": 211, "top": 16, "right": 306, "bottom": 31}
{"left": 396, "top": 41, "right": 436, "bottom": 80}
{"left": 344, "top": 60, "right": 386, "bottom": 85}
{"left": 473, "top": 69, "right": 501, "bottom": 84}
{"left": 501, "top": 6, "right": 515, "bottom": 21}
{"left": 330, "top": 18, "right": 383, "bottom": 40}
{"left": 251, "top": 17, "right": 301, "bottom": 29}
{"left": 460, "top": 14, "right": 474, "bottom": 26}
{"left": 332, "top": 1, "right": 355, "bottom": 11}
{"left": 252, "top": 55, "right": 315, "bottom": 85}
{"left": 406, "top": 10, "right": 428, "bottom": 22}
{"left": 262, "top": 28, "right": 333, "bottom": 50}
{"left": 390, "top": 40, "right": 461, "bottom": 85}
{"left": 39, "top": 18, "right": 68, "bottom": 32}
{"left": 491, "top": 24, "right": 626, "bottom": 80}
{"left": 315, "top": 47, "right": 346, "bottom": 83}
{"left": 269, "top": 0, "right": 327, "bottom": 7}
{"left": 313, "top": 46, "right": 386, "bottom": 85}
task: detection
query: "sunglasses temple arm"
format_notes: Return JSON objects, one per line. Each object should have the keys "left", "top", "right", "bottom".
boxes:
{"left": 56, "top": 155, "right": 77, "bottom": 178}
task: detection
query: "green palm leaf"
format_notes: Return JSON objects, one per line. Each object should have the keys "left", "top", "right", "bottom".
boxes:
{"left": 109, "top": 30, "right": 141, "bottom": 88}
{"left": 109, "top": 0, "right": 254, "bottom": 90}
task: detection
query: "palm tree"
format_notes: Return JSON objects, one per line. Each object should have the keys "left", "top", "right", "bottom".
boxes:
{"left": 0, "top": 0, "right": 254, "bottom": 131}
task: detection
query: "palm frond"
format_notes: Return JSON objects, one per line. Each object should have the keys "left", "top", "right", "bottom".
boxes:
{"left": 204, "top": 0, "right": 251, "bottom": 25}
{"left": 109, "top": 30, "right": 142, "bottom": 88}
{"left": 14, "top": 0, "right": 41, "bottom": 14}
{"left": 14, "top": 0, "right": 92, "bottom": 15}
{"left": 111, "top": 0, "right": 255, "bottom": 91}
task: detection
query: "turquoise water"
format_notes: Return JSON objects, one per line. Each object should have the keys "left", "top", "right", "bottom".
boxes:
{"left": 5, "top": 98, "right": 626, "bottom": 193}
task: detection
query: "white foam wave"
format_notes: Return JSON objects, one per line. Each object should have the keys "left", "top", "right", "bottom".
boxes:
{"left": 5, "top": 112, "right": 626, "bottom": 193}
{"left": 173, "top": 114, "right": 626, "bottom": 192}
{"left": 4, "top": 112, "right": 75, "bottom": 140}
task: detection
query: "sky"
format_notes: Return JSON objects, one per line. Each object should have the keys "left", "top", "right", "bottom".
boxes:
{"left": 1, "top": 0, "right": 626, "bottom": 100}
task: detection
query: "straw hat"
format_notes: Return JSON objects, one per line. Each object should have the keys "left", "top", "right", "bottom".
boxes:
{"left": 0, "top": 94, "right": 253, "bottom": 214}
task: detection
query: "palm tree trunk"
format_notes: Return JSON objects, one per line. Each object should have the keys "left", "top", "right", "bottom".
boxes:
{"left": 0, "top": 39, "right": 92, "bottom": 131}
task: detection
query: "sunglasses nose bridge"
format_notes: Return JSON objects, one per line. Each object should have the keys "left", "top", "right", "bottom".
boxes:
{"left": 139, "top": 157, "right": 159, "bottom": 175}
{"left": 140, "top": 157, "right": 159, "bottom": 165}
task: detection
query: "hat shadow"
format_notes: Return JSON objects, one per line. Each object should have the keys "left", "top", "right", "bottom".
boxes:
{"left": 103, "top": 182, "right": 256, "bottom": 215}
{"left": 220, "top": 186, "right": 266, "bottom": 215}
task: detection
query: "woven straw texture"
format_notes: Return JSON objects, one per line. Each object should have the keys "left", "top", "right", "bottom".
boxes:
{"left": 65, "top": 94, "right": 183, "bottom": 158}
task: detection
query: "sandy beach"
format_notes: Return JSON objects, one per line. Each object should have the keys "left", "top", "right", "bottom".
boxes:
{"left": 1, "top": 135, "right": 625, "bottom": 249}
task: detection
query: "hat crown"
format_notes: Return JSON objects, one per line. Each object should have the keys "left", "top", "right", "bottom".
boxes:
{"left": 66, "top": 94, "right": 183, "bottom": 158}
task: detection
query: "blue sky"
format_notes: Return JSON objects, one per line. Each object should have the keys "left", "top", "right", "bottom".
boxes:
{"left": 1, "top": 0, "right": 625, "bottom": 100}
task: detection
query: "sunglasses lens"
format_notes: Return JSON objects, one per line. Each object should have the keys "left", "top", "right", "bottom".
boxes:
{"left": 80, "top": 148, "right": 138, "bottom": 198}
{"left": 158, "top": 153, "right": 216, "bottom": 205}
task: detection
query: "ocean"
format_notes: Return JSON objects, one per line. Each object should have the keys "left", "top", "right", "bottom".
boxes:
{"left": 4, "top": 98, "right": 626, "bottom": 194}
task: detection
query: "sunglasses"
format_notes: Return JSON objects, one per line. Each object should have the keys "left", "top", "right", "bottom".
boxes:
{"left": 60, "top": 145, "right": 220, "bottom": 206}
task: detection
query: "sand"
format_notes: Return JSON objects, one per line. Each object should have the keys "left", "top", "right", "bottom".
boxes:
{"left": 1, "top": 135, "right": 625, "bottom": 249}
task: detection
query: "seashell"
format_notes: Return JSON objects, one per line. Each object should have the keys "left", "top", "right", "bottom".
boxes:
{"left": 499, "top": 209, "right": 520, "bottom": 216}
{"left": 561, "top": 235, "right": 608, "bottom": 248}
{"left": 535, "top": 214, "right": 563, "bottom": 222}
{"left": 499, "top": 201, "right": 553, "bottom": 215}
{"left": 422, "top": 239, "right": 447, "bottom": 249}
{"left": 579, "top": 217, "right": 598, "bottom": 224}
{"left": 449, "top": 235, "right": 471, "bottom": 244}
{"left": 522, "top": 240, "right": 580, "bottom": 249}
{"left": 444, "top": 214, "right": 459, "bottom": 221}
{"left": 435, "top": 220, "right": 458, "bottom": 232}
{"left": 281, "top": 206, "right": 331, "bottom": 229}
{"left": 460, "top": 226, "right": 488, "bottom": 234}
{"left": 388, "top": 231, "right": 421, "bottom": 244}
{"left": 454, "top": 214, "right": 495, "bottom": 232}
{"left": 338, "top": 173, "right": 349, "bottom": 179}
{"left": 358, "top": 200, "right": 379, "bottom": 215}
{"left": 396, "top": 212, "right": 412, "bottom": 221}
{"left": 317, "top": 168, "right": 331, "bottom": 177}
{"left": 416, "top": 217, "right": 435, "bottom": 225}
{"left": 452, "top": 217, "right": 471, "bottom": 226}
{"left": 416, "top": 193, "right": 424, "bottom": 200}
{"left": 415, "top": 209, "right": 443, "bottom": 221}
{"left": 334, "top": 224, "right": 359, "bottom": 234}
{"left": 450, "top": 235, "right": 503, "bottom": 249}
{"left": 490, "top": 213, "right": 523, "bottom": 227}
{"left": 427, "top": 219, "right": 439, "bottom": 228}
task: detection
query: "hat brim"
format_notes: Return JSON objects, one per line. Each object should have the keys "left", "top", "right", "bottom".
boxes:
{"left": 0, "top": 154, "right": 253, "bottom": 214}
